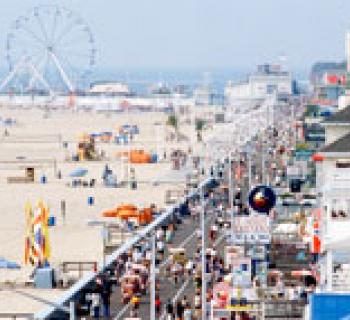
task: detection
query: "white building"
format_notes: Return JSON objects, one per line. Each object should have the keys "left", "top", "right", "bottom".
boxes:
{"left": 89, "top": 82, "right": 131, "bottom": 96}
{"left": 225, "top": 64, "right": 292, "bottom": 104}
{"left": 316, "top": 106, "right": 350, "bottom": 292}
{"left": 322, "top": 106, "right": 350, "bottom": 145}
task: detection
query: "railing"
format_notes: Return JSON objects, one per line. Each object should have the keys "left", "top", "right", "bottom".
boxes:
{"left": 59, "top": 261, "right": 97, "bottom": 277}
{"left": 35, "top": 177, "right": 215, "bottom": 319}
{"left": 58, "top": 261, "right": 97, "bottom": 288}
{"left": 0, "top": 314, "right": 33, "bottom": 319}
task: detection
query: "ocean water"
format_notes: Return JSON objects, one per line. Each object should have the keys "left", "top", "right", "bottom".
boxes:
{"left": 0, "top": 67, "right": 308, "bottom": 96}
{"left": 88, "top": 68, "right": 251, "bottom": 95}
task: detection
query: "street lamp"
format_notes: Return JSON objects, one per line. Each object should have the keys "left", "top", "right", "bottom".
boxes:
{"left": 200, "top": 186, "right": 207, "bottom": 320}
{"left": 150, "top": 232, "right": 156, "bottom": 320}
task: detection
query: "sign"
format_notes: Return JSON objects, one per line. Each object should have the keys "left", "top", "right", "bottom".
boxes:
{"left": 229, "top": 216, "right": 271, "bottom": 244}
{"left": 232, "top": 216, "right": 270, "bottom": 232}
{"left": 248, "top": 185, "right": 276, "bottom": 213}
{"left": 230, "top": 233, "right": 271, "bottom": 245}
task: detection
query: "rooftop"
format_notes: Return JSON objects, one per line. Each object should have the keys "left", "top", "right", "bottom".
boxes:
{"left": 320, "top": 131, "right": 350, "bottom": 153}
{"left": 322, "top": 105, "right": 350, "bottom": 124}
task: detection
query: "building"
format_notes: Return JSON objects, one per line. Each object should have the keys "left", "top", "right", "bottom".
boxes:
{"left": 225, "top": 64, "right": 292, "bottom": 104}
{"left": 89, "top": 82, "right": 132, "bottom": 96}
{"left": 315, "top": 106, "right": 350, "bottom": 292}
{"left": 322, "top": 106, "right": 350, "bottom": 145}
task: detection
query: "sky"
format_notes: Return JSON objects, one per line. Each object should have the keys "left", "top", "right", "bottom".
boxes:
{"left": 0, "top": 0, "right": 350, "bottom": 75}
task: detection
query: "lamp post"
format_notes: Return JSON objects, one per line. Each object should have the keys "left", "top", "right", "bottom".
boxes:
{"left": 228, "top": 152, "right": 235, "bottom": 244}
{"left": 150, "top": 232, "right": 156, "bottom": 320}
{"left": 200, "top": 186, "right": 207, "bottom": 320}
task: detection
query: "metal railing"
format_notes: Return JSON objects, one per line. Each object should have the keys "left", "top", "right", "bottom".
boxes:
{"left": 0, "top": 314, "right": 34, "bottom": 319}
{"left": 35, "top": 177, "right": 215, "bottom": 319}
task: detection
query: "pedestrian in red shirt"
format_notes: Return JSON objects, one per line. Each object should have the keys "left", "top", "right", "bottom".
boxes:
{"left": 155, "top": 295, "right": 162, "bottom": 315}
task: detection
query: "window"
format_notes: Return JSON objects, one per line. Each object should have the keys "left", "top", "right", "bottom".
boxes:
{"left": 331, "top": 199, "right": 349, "bottom": 219}
{"left": 336, "top": 160, "right": 350, "bottom": 168}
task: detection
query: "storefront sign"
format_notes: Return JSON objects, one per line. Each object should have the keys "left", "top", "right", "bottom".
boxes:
{"left": 229, "top": 216, "right": 271, "bottom": 244}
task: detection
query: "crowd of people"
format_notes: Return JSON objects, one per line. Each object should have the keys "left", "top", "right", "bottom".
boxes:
{"left": 74, "top": 136, "right": 315, "bottom": 319}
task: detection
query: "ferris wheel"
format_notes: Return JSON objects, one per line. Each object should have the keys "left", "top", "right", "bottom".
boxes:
{"left": 1, "top": 5, "right": 96, "bottom": 94}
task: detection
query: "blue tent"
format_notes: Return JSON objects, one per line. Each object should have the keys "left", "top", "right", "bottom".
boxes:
{"left": 69, "top": 168, "right": 88, "bottom": 178}
{"left": 0, "top": 258, "right": 20, "bottom": 269}
{"left": 320, "top": 109, "right": 333, "bottom": 117}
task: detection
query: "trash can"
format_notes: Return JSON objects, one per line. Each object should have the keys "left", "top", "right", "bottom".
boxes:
{"left": 130, "top": 181, "right": 137, "bottom": 190}
{"left": 88, "top": 196, "right": 94, "bottom": 206}
{"left": 34, "top": 268, "right": 53, "bottom": 289}
{"left": 47, "top": 216, "right": 56, "bottom": 227}
{"left": 151, "top": 154, "right": 158, "bottom": 163}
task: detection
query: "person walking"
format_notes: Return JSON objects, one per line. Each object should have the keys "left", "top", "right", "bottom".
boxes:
{"left": 60, "top": 199, "right": 66, "bottom": 225}
{"left": 166, "top": 299, "right": 174, "bottom": 320}
{"left": 176, "top": 300, "right": 184, "bottom": 320}
{"left": 101, "top": 277, "right": 112, "bottom": 318}
{"left": 131, "top": 293, "right": 141, "bottom": 311}
{"left": 181, "top": 295, "right": 188, "bottom": 309}
{"left": 183, "top": 303, "right": 192, "bottom": 320}
{"left": 155, "top": 294, "right": 162, "bottom": 316}
{"left": 90, "top": 292, "right": 101, "bottom": 319}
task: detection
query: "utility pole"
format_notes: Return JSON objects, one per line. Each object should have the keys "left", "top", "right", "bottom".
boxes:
{"left": 150, "top": 232, "right": 156, "bottom": 320}
{"left": 247, "top": 116, "right": 252, "bottom": 190}
{"left": 229, "top": 153, "right": 235, "bottom": 244}
{"left": 200, "top": 187, "right": 207, "bottom": 320}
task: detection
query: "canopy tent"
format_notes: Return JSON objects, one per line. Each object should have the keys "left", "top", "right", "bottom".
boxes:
{"left": 69, "top": 168, "right": 88, "bottom": 178}
{"left": 0, "top": 258, "right": 20, "bottom": 269}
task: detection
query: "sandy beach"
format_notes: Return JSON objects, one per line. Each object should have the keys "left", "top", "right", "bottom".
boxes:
{"left": 0, "top": 107, "right": 205, "bottom": 313}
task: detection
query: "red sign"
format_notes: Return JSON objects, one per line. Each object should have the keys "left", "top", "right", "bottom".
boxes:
{"left": 324, "top": 74, "right": 346, "bottom": 85}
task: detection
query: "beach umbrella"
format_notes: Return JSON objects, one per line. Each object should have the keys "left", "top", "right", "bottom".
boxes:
{"left": 69, "top": 168, "right": 88, "bottom": 178}
{"left": 0, "top": 258, "right": 20, "bottom": 269}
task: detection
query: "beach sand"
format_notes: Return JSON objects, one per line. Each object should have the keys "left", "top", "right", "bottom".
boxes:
{"left": 0, "top": 107, "right": 201, "bottom": 313}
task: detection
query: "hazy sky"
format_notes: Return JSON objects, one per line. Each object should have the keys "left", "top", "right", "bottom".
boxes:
{"left": 0, "top": 0, "right": 350, "bottom": 73}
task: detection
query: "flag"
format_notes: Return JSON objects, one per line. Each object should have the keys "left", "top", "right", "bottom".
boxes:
{"left": 24, "top": 201, "right": 34, "bottom": 265}
{"left": 40, "top": 201, "right": 51, "bottom": 261}
{"left": 32, "top": 203, "right": 43, "bottom": 264}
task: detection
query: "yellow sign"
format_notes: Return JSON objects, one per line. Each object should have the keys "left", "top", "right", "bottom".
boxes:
{"left": 226, "top": 305, "right": 253, "bottom": 311}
